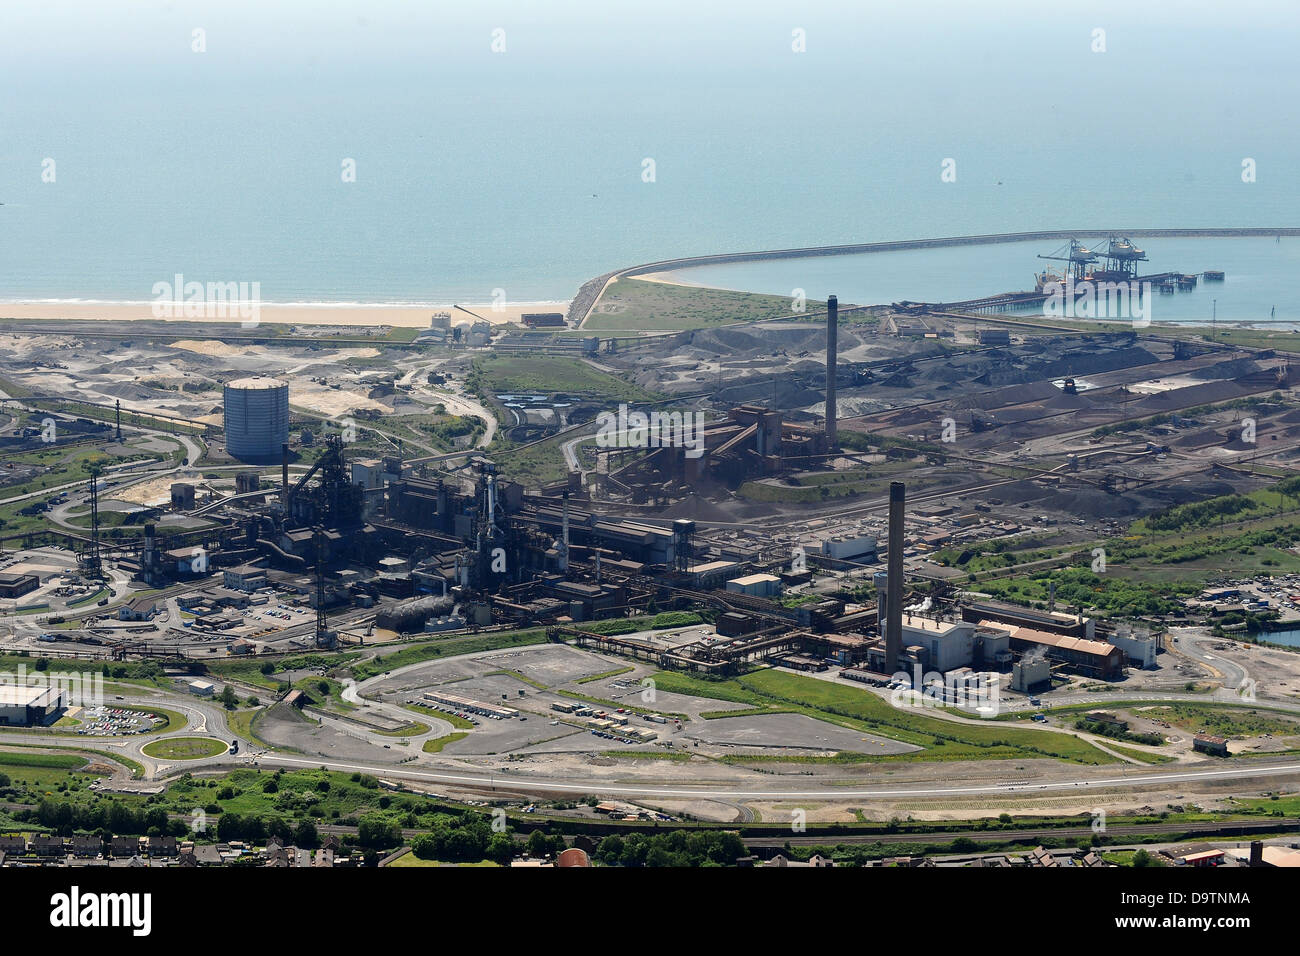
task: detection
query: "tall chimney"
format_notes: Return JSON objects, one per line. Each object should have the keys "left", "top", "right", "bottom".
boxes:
{"left": 826, "top": 295, "right": 838, "bottom": 450}
{"left": 885, "top": 481, "right": 905, "bottom": 674}
{"left": 281, "top": 442, "right": 290, "bottom": 507}
{"left": 560, "top": 491, "right": 570, "bottom": 573}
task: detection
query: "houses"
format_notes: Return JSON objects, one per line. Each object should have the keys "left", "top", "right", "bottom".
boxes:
{"left": 0, "top": 835, "right": 26, "bottom": 856}
{"left": 31, "top": 834, "right": 65, "bottom": 857}
{"left": 0, "top": 834, "right": 337, "bottom": 867}
{"left": 110, "top": 835, "right": 143, "bottom": 858}
{"left": 70, "top": 835, "right": 104, "bottom": 858}
{"left": 763, "top": 854, "right": 836, "bottom": 868}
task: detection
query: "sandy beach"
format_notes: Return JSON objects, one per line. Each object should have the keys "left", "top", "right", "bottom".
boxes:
{"left": 627, "top": 270, "right": 707, "bottom": 288}
{"left": 0, "top": 300, "right": 572, "bottom": 329}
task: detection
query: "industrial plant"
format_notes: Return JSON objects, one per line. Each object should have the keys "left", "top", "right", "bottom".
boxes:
{"left": 1, "top": 236, "right": 1298, "bottom": 881}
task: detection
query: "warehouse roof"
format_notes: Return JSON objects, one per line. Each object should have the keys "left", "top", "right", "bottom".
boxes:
{"left": 993, "top": 623, "right": 1120, "bottom": 659}
{"left": 0, "top": 685, "right": 60, "bottom": 707}
{"left": 728, "top": 573, "right": 781, "bottom": 586}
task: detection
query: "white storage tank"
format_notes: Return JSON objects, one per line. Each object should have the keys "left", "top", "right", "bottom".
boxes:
{"left": 224, "top": 376, "right": 289, "bottom": 462}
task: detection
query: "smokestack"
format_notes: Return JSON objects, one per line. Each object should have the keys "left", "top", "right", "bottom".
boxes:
{"left": 885, "top": 481, "right": 905, "bottom": 674}
{"left": 281, "top": 442, "right": 290, "bottom": 508}
{"left": 560, "top": 492, "right": 570, "bottom": 573}
{"left": 826, "top": 295, "right": 838, "bottom": 450}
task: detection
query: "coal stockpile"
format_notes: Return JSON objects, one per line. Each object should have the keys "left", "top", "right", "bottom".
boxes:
{"left": 1045, "top": 487, "right": 1146, "bottom": 517}
{"left": 1046, "top": 478, "right": 1243, "bottom": 519}
{"left": 1131, "top": 379, "right": 1253, "bottom": 413}
{"left": 1188, "top": 358, "right": 1263, "bottom": 380}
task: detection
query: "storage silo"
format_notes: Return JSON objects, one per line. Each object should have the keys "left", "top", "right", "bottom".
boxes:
{"left": 224, "top": 377, "right": 289, "bottom": 462}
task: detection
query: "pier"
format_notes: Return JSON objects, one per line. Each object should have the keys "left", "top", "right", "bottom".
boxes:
{"left": 904, "top": 273, "right": 1195, "bottom": 315}
{"left": 575, "top": 227, "right": 1296, "bottom": 326}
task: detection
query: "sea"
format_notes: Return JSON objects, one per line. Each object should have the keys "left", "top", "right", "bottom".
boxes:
{"left": 2, "top": 0, "right": 1299, "bottom": 314}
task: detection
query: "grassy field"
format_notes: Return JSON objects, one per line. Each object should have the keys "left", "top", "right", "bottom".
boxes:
{"left": 348, "top": 629, "right": 548, "bottom": 681}
{"left": 292, "top": 676, "right": 356, "bottom": 713}
{"left": 936, "top": 474, "right": 1300, "bottom": 616}
{"left": 0, "top": 749, "right": 88, "bottom": 770}
{"left": 1138, "top": 703, "right": 1300, "bottom": 739}
{"left": 206, "top": 652, "right": 361, "bottom": 692}
{"left": 487, "top": 432, "right": 574, "bottom": 487}
{"left": 470, "top": 354, "right": 655, "bottom": 402}
{"left": 388, "top": 852, "right": 500, "bottom": 867}
{"left": 1103, "top": 743, "right": 1176, "bottom": 764}
{"left": 584, "top": 277, "right": 825, "bottom": 331}
{"left": 649, "top": 669, "right": 1118, "bottom": 765}
{"left": 141, "top": 736, "right": 228, "bottom": 759}
{"left": 227, "top": 707, "right": 275, "bottom": 748}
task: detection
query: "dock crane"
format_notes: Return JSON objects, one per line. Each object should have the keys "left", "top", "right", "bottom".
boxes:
{"left": 1036, "top": 238, "right": 1098, "bottom": 283}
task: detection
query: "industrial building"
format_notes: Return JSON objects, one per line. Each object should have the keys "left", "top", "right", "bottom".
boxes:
{"left": 821, "top": 535, "right": 877, "bottom": 561}
{"left": 864, "top": 615, "right": 1011, "bottom": 674}
{"left": 0, "top": 685, "right": 65, "bottom": 726}
{"left": 1193, "top": 733, "right": 1230, "bottom": 757}
{"left": 422, "top": 691, "right": 518, "bottom": 720}
{"left": 0, "top": 572, "right": 39, "bottom": 599}
{"left": 224, "top": 377, "right": 290, "bottom": 462}
{"left": 1011, "top": 655, "right": 1051, "bottom": 692}
{"left": 1107, "top": 625, "right": 1159, "bottom": 669}
{"left": 996, "top": 624, "right": 1125, "bottom": 680}
{"left": 726, "top": 573, "right": 782, "bottom": 598}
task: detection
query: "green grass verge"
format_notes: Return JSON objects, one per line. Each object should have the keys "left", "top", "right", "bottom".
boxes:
{"left": 574, "top": 666, "right": 636, "bottom": 684}
{"left": 0, "top": 750, "right": 87, "bottom": 770}
{"left": 402, "top": 704, "right": 476, "bottom": 730}
{"left": 422, "top": 732, "right": 469, "bottom": 754}
{"left": 141, "top": 736, "right": 228, "bottom": 760}
{"left": 483, "top": 668, "right": 548, "bottom": 690}
{"left": 603, "top": 750, "right": 691, "bottom": 761}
